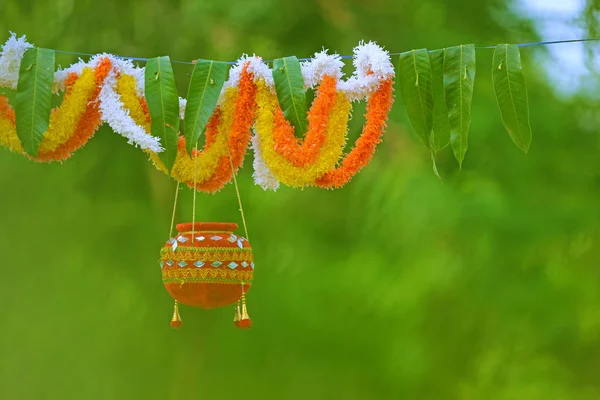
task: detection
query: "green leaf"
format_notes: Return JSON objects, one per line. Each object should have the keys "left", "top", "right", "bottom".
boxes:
{"left": 272, "top": 56, "right": 307, "bottom": 135}
{"left": 492, "top": 44, "right": 532, "bottom": 153}
{"left": 431, "top": 150, "right": 442, "bottom": 181}
{"left": 183, "top": 60, "right": 227, "bottom": 154}
{"left": 429, "top": 49, "right": 451, "bottom": 152}
{"left": 15, "top": 47, "right": 55, "bottom": 157}
{"left": 145, "top": 56, "right": 180, "bottom": 172}
{"left": 443, "top": 44, "right": 476, "bottom": 168}
{"left": 397, "top": 49, "right": 434, "bottom": 148}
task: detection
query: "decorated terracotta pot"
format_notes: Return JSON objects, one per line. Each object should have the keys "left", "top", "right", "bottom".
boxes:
{"left": 160, "top": 222, "right": 254, "bottom": 310}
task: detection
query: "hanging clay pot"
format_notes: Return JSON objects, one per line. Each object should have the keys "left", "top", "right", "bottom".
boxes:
{"left": 160, "top": 222, "right": 253, "bottom": 329}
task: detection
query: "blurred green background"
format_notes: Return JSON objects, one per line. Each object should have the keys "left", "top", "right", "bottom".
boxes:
{"left": 1, "top": 0, "right": 600, "bottom": 399}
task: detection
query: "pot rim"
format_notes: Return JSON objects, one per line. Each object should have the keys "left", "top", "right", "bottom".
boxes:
{"left": 175, "top": 222, "right": 238, "bottom": 233}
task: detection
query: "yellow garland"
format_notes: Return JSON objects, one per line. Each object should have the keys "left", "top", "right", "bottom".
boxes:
{"left": 114, "top": 74, "right": 163, "bottom": 167}
{"left": 116, "top": 75, "right": 150, "bottom": 131}
{"left": 38, "top": 67, "right": 98, "bottom": 153}
{"left": 170, "top": 89, "right": 237, "bottom": 183}
{"left": 0, "top": 102, "right": 21, "bottom": 153}
{"left": 117, "top": 74, "right": 238, "bottom": 183}
{"left": 0, "top": 67, "right": 98, "bottom": 155}
{"left": 255, "top": 80, "right": 351, "bottom": 187}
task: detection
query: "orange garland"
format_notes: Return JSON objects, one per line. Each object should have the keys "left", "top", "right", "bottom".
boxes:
{"left": 315, "top": 79, "right": 394, "bottom": 189}
{"left": 126, "top": 66, "right": 257, "bottom": 193}
{"left": 271, "top": 75, "right": 338, "bottom": 167}
{"left": 34, "top": 57, "right": 112, "bottom": 162}
{"left": 192, "top": 67, "right": 258, "bottom": 193}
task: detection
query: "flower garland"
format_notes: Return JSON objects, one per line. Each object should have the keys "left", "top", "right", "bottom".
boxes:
{"left": 37, "top": 57, "right": 112, "bottom": 161}
{"left": 99, "top": 57, "right": 163, "bottom": 152}
{"left": 192, "top": 66, "right": 257, "bottom": 193}
{"left": 316, "top": 78, "right": 394, "bottom": 188}
{"left": 254, "top": 79, "right": 351, "bottom": 188}
{"left": 0, "top": 34, "right": 396, "bottom": 191}
{"left": 251, "top": 131, "right": 280, "bottom": 191}
{"left": 117, "top": 64, "right": 257, "bottom": 193}
{"left": 0, "top": 56, "right": 111, "bottom": 162}
{"left": 250, "top": 42, "right": 395, "bottom": 189}
{"left": 271, "top": 75, "right": 338, "bottom": 167}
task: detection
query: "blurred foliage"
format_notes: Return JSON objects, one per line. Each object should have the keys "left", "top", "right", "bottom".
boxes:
{"left": 1, "top": 0, "right": 600, "bottom": 399}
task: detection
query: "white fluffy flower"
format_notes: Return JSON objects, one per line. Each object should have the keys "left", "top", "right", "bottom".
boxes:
{"left": 338, "top": 41, "right": 394, "bottom": 102}
{"left": 0, "top": 33, "right": 34, "bottom": 89}
{"left": 53, "top": 53, "right": 111, "bottom": 93}
{"left": 98, "top": 56, "right": 163, "bottom": 152}
{"left": 225, "top": 55, "right": 273, "bottom": 92}
{"left": 353, "top": 41, "right": 395, "bottom": 80}
{"left": 251, "top": 132, "right": 279, "bottom": 191}
{"left": 301, "top": 49, "right": 344, "bottom": 89}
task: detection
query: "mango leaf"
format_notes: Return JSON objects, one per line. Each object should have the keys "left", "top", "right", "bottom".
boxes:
{"left": 492, "top": 44, "right": 532, "bottom": 153}
{"left": 429, "top": 49, "right": 451, "bottom": 152}
{"left": 145, "top": 56, "right": 180, "bottom": 172}
{"left": 15, "top": 47, "right": 55, "bottom": 157}
{"left": 272, "top": 56, "right": 307, "bottom": 135}
{"left": 443, "top": 44, "right": 476, "bottom": 168}
{"left": 397, "top": 49, "right": 434, "bottom": 148}
{"left": 184, "top": 60, "right": 227, "bottom": 154}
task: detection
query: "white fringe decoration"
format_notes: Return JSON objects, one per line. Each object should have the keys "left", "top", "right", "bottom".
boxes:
{"left": 251, "top": 132, "right": 279, "bottom": 191}
{"left": 0, "top": 33, "right": 33, "bottom": 89}
{"left": 98, "top": 57, "right": 163, "bottom": 152}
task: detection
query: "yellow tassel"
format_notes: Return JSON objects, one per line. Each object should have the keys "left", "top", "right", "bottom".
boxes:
{"left": 233, "top": 299, "right": 242, "bottom": 328}
{"left": 170, "top": 300, "right": 183, "bottom": 329}
{"left": 237, "top": 293, "right": 252, "bottom": 329}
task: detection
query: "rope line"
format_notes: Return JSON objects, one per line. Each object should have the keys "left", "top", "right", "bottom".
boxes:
{"left": 191, "top": 142, "right": 198, "bottom": 239}
{"left": 54, "top": 38, "right": 600, "bottom": 66}
{"left": 168, "top": 181, "right": 180, "bottom": 238}
{"left": 226, "top": 145, "right": 249, "bottom": 242}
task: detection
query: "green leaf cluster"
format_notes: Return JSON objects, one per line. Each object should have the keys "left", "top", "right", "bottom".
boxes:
{"left": 398, "top": 43, "right": 532, "bottom": 172}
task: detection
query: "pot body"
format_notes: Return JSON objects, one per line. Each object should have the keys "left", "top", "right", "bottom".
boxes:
{"left": 160, "top": 222, "right": 253, "bottom": 309}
